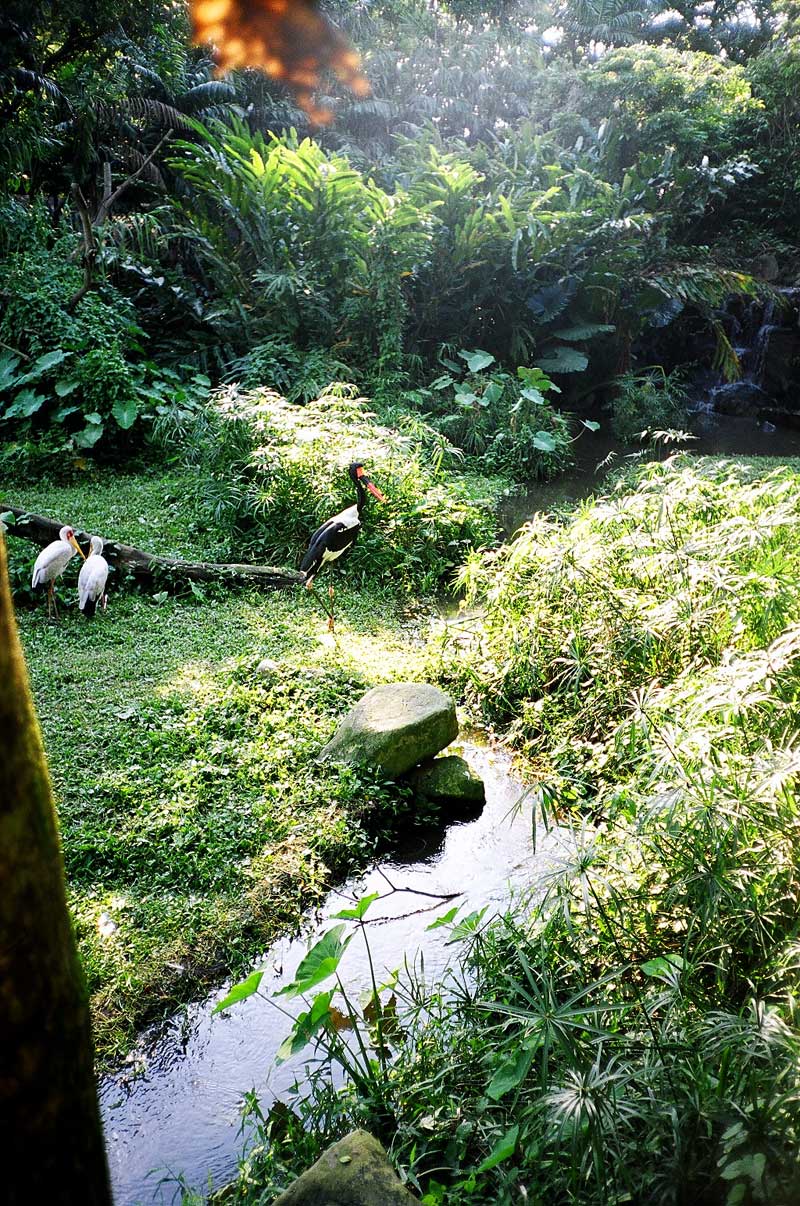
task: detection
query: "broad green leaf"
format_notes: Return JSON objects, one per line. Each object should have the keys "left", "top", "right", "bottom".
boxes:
{"left": 53, "top": 405, "right": 80, "bottom": 423}
{"left": 532, "top": 431, "right": 558, "bottom": 452}
{"left": 487, "top": 1048, "right": 535, "bottom": 1100}
{"left": 213, "top": 969, "right": 264, "bottom": 1014}
{"left": 426, "top": 906, "right": 461, "bottom": 931}
{"left": 581, "top": 419, "right": 601, "bottom": 432}
{"left": 26, "top": 348, "right": 69, "bottom": 376}
{"left": 0, "top": 354, "right": 21, "bottom": 390}
{"left": 448, "top": 906, "right": 489, "bottom": 943}
{"left": 331, "top": 892, "right": 380, "bottom": 921}
{"left": 84, "top": 411, "right": 103, "bottom": 425}
{"left": 276, "top": 990, "right": 334, "bottom": 1063}
{"left": 641, "top": 954, "right": 686, "bottom": 980}
{"left": 0, "top": 511, "right": 15, "bottom": 527}
{"left": 537, "top": 347, "right": 589, "bottom": 374}
{"left": 459, "top": 349, "right": 495, "bottom": 373}
{"left": 276, "top": 924, "right": 351, "bottom": 997}
{"left": 550, "top": 322, "right": 615, "bottom": 342}
{"left": 55, "top": 379, "right": 79, "bottom": 397}
{"left": 113, "top": 396, "right": 140, "bottom": 430}
{"left": 74, "top": 422, "right": 104, "bottom": 448}
{"left": 5, "top": 389, "right": 47, "bottom": 418}
{"left": 430, "top": 374, "right": 454, "bottom": 391}
{"left": 520, "top": 387, "right": 545, "bottom": 405}
{"left": 476, "top": 1124, "right": 519, "bottom": 1173}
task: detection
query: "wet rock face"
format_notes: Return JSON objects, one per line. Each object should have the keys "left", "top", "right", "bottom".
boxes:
{"left": 710, "top": 381, "right": 772, "bottom": 416}
{"left": 273, "top": 1129, "right": 419, "bottom": 1205}
{"left": 408, "top": 754, "right": 486, "bottom": 805}
{"left": 758, "top": 325, "right": 800, "bottom": 402}
{"left": 320, "top": 682, "right": 458, "bottom": 777}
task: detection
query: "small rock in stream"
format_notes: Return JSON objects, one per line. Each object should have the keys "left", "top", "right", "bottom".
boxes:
{"left": 407, "top": 754, "right": 486, "bottom": 805}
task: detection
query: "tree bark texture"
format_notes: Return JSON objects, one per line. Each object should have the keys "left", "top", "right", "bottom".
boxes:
{"left": 3, "top": 505, "right": 305, "bottom": 590}
{"left": 0, "top": 535, "right": 113, "bottom": 1204}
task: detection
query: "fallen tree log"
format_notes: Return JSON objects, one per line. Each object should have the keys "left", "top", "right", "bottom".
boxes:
{"left": 2, "top": 505, "right": 305, "bottom": 591}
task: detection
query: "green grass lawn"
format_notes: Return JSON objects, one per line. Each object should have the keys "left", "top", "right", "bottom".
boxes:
{"left": 4, "top": 468, "right": 430, "bottom": 1061}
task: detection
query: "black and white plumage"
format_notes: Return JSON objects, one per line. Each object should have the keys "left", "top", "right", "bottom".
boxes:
{"left": 32, "top": 525, "right": 85, "bottom": 618}
{"left": 300, "top": 463, "right": 387, "bottom": 631}
{"left": 300, "top": 463, "right": 387, "bottom": 586}
{"left": 78, "top": 535, "right": 110, "bottom": 617}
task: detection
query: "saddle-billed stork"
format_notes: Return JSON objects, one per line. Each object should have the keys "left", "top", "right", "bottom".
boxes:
{"left": 78, "top": 536, "right": 110, "bottom": 617}
{"left": 31, "top": 525, "right": 85, "bottom": 618}
{"left": 300, "top": 462, "right": 387, "bottom": 631}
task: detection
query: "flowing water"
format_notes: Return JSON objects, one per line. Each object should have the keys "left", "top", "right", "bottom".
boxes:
{"left": 499, "top": 408, "right": 800, "bottom": 535}
{"left": 100, "top": 743, "right": 570, "bottom": 1204}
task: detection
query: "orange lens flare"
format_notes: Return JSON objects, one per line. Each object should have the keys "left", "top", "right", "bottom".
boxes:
{"left": 190, "top": 0, "right": 371, "bottom": 126}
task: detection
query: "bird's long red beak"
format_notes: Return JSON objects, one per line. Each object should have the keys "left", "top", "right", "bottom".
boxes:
{"left": 366, "top": 480, "right": 387, "bottom": 503}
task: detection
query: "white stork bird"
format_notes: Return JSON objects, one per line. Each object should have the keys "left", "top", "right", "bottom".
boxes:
{"left": 31, "top": 525, "right": 85, "bottom": 618}
{"left": 78, "top": 535, "right": 110, "bottom": 617}
{"left": 300, "top": 462, "right": 387, "bottom": 632}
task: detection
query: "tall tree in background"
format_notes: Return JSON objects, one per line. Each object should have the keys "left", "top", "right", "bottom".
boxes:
{"left": 0, "top": 534, "right": 112, "bottom": 1205}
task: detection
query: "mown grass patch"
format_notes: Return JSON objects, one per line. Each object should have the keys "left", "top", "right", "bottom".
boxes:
{"left": 6, "top": 473, "right": 434, "bottom": 1062}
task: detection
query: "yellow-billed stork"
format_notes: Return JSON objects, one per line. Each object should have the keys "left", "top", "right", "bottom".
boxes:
{"left": 32, "top": 525, "right": 85, "bottom": 618}
{"left": 78, "top": 536, "right": 110, "bottom": 617}
{"left": 300, "top": 462, "right": 387, "bottom": 631}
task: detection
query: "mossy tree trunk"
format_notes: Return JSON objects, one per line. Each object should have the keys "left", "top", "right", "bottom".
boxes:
{"left": 0, "top": 536, "right": 112, "bottom": 1204}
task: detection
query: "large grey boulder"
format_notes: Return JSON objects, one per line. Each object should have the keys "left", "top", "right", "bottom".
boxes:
{"left": 273, "top": 1129, "right": 418, "bottom": 1205}
{"left": 710, "top": 381, "right": 771, "bottom": 417}
{"left": 320, "top": 682, "right": 458, "bottom": 777}
{"left": 407, "top": 755, "right": 485, "bottom": 805}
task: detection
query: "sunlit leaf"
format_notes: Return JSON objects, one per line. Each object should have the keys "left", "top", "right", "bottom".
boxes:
{"left": 276, "top": 924, "right": 351, "bottom": 997}
{"left": 426, "top": 906, "right": 461, "bottom": 931}
{"left": 275, "top": 990, "right": 334, "bottom": 1063}
{"left": 113, "top": 397, "right": 140, "bottom": 429}
{"left": 459, "top": 349, "right": 495, "bottom": 373}
{"left": 331, "top": 892, "right": 380, "bottom": 921}
{"left": 213, "top": 969, "right": 264, "bottom": 1013}
{"left": 532, "top": 431, "right": 558, "bottom": 452}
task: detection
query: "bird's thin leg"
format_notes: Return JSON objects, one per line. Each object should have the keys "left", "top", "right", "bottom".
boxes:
{"left": 328, "top": 584, "right": 335, "bottom": 633}
{"left": 102, "top": 594, "right": 108, "bottom": 612}
{"left": 305, "top": 582, "right": 336, "bottom": 628}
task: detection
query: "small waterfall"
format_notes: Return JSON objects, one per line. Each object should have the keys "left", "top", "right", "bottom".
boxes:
{"left": 706, "top": 289, "right": 800, "bottom": 422}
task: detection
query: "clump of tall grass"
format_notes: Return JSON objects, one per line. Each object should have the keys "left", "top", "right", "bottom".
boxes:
{"left": 436, "top": 456, "right": 800, "bottom": 798}
{"left": 158, "top": 383, "right": 503, "bottom": 591}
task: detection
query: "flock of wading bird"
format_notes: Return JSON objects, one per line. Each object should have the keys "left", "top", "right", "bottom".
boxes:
{"left": 28, "top": 461, "right": 387, "bottom": 631}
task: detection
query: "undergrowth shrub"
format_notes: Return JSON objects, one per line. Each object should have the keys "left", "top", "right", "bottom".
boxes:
{"left": 406, "top": 351, "right": 574, "bottom": 480}
{"left": 0, "top": 200, "right": 211, "bottom": 459}
{"left": 609, "top": 369, "right": 690, "bottom": 443}
{"left": 434, "top": 457, "right": 800, "bottom": 794}
{"left": 161, "top": 384, "right": 502, "bottom": 590}
{"left": 225, "top": 338, "right": 358, "bottom": 403}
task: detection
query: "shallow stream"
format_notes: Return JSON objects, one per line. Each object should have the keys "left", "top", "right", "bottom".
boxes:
{"left": 100, "top": 743, "right": 569, "bottom": 1204}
